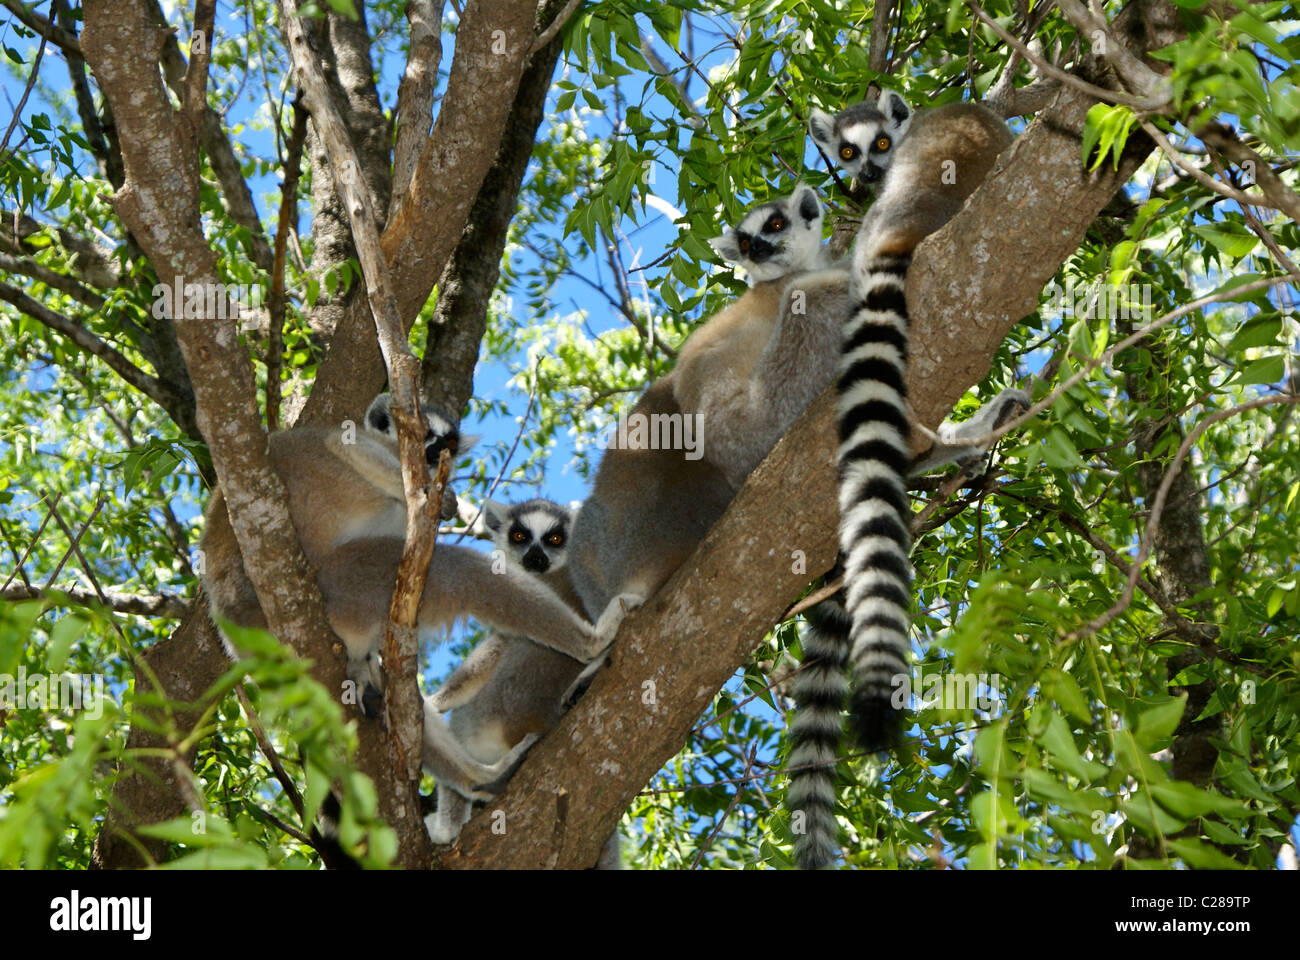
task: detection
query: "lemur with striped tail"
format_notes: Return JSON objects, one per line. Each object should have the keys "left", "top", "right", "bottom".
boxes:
{"left": 789, "top": 97, "right": 1025, "bottom": 869}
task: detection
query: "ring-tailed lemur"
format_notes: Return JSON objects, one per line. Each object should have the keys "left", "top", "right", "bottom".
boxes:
{"left": 421, "top": 499, "right": 611, "bottom": 855}
{"left": 786, "top": 97, "right": 1019, "bottom": 869}
{"left": 566, "top": 184, "right": 853, "bottom": 620}
{"left": 200, "top": 394, "right": 634, "bottom": 719}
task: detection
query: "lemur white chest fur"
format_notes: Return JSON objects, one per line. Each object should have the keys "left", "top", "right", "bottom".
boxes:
{"left": 787, "top": 94, "right": 1028, "bottom": 870}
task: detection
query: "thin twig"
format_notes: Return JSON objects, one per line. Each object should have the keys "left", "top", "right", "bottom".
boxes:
{"left": 235, "top": 683, "right": 305, "bottom": 820}
{"left": 1, "top": 492, "right": 61, "bottom": 592}
{"left": 965, "top": 0, "right": 1168, "bottom": 111}
{"left": 530, "top": 0, "right": 581, "bottom": 54}
{"left": 690, "top": 742, "right": 757, "bottom": 868}
{"left": 455, "top": 362, "right": 540, "bottom": 542}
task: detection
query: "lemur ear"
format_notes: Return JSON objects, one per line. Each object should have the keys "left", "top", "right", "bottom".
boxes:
{"left": 708, "top": 233, "right": 744, "bottom": 263}
{"left": 878, "top": 90, "right": 911, "bottom": 128}
{"left": 808, "top": 107, "right": 835, "bottom": 152}
{"left": 793, "top": 184, "right": 822, "bottom": 226}
{"left": 566, "top": 500, "right": 583, "bottom": 524}
{"left": 457, "top": 433, "right": 480, "bottom": 454}
{"left": 365, "top": 392, "right": 393, "bottom": 434}
{"left": 482, "top": 499, "right": 509, "bottom": 532}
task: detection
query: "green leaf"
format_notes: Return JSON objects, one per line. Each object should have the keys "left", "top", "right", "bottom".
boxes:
{"left": 1036, "top": 711, "right": 1108, "bottom": 782}
{"left": 1149, "top": 781, "right": 1250, "bottom": 820}
{"left": 1227, "top": 315, "right": 1281, "bottom": 352}
{"left": 1192, "top": 225, "right": 1258, "bottom": 259}
{"left": 1082, "top": 104, "right": 1136, "bottom": 171}
{"left": 1042, "top": 668, "right": 1092, "bottom": 723}
{"left": 1041, "top": 427, "right": 1084, "bottom": 469}
{"left": 47, "top": 614, "right": 87, "bottom": 672}
{"left": 1266, "top": 587, "right": 1286, "bottom": 618}
{"left": 1168, "top": 838, "right": 1245, "bottom": 869}
{"left": 1135, "top": 694, "right": 1186, "bottom": 751}
{"left": 163, "top": 846, "right": 269, "bottom": 869}
{"left": 138, "top": 816, "right": 230, "bottom": 846}
{"left": 1236, "top": 354, "right": 1284, "bottom": 386}
{"left": 1123, "top": 791, "right": 1187, "bottom": 837}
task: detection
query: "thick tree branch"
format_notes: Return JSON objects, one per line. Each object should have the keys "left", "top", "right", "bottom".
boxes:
{"left": 300, "top": 0, "right": 541, "bottom": 430}
{"left": 143, "top": 0, "right": 274, "bottom": 274}
{"left": 293, "top": 1, "right": 394, "bottom": 348}
{"left": 52, "top": 0, "right": 122, "bottom": 187}
{"left": 266, "top": 99, "right": 309, "bottom": 431}
{"left": 278, "top": 0, "right": 440, "bottom": 861}
{"left": 419, "top": 0, "right": 568, "bottom": 415}
{"left": 868, "top": 0, "right": 895, "bottom": 73}
{"left": 391, "top": 0, "right": 447, "bottom": 207}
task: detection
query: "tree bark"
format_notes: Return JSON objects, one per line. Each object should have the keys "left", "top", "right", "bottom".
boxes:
{"left": 421, "top": 0, "right": 569, "bottom": 416}
{"left": 299, "top": 0, "right": 542, "bottom": 431}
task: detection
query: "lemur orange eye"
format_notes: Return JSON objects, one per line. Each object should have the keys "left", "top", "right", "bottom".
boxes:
{"left": 546, "top": 532, "right": 565, "bottom": 546}
{"left": 767, "top": 216, "right": 785, "bottom": 232}
{"left": 840, "top": 145, "right": 857, "bottom": 160}
{"left": 876, "top": 136, "right": 891, "bottom": 151}
{"left": 738, "top": 235, "right": 750, "bottom": 253}
{"left": 510, "top": 530, "right": 527, "bottom": 544}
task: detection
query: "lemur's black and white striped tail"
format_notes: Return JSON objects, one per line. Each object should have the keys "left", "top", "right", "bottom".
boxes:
{"left": 787, "top": 590, "right": 850, "bottom": 870}
{"left": 836, "top": 251, "right": 914, "bottom": 751}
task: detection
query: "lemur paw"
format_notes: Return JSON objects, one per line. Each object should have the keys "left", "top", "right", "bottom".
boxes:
{"left": 592, "top": 592, "right": 644, "bottom": 649}
{"left": 561, "top": 658, "right": 605, "bottom": 711}
{"left": 477, "top": 733, "right": 539, "bottom": 788}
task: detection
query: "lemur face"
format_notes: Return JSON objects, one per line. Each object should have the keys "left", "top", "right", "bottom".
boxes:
{"left": 707, "top": 184, "right": 824, "bottom": 283}
{"left": 365, "top": 393, "right": 477, "bottom": 520}
{"left": 483, "top": 499, "right": 575, "bottom": 574}
{"left": 809, "top": 91, "right": 912, "bottom": 188}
